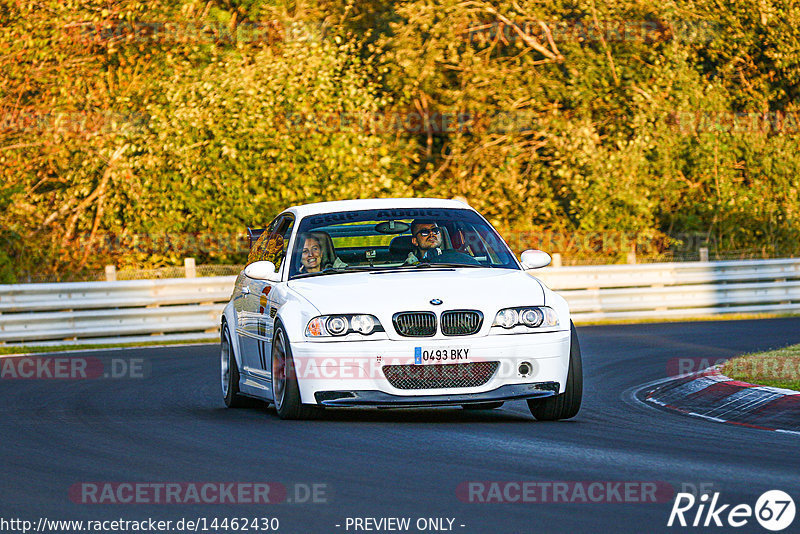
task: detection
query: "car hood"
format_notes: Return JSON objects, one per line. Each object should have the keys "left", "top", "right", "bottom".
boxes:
{"left": 287, "top": 268, "right": 544, "bottom": 315}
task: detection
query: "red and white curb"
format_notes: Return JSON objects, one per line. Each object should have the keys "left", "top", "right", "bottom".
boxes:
{"left": 644, "top": 367, "right": 800, "bottom": 435}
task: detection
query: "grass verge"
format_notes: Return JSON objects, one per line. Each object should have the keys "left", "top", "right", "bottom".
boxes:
{"left": 720, "top": 344, "right": 800, "bottom": 391}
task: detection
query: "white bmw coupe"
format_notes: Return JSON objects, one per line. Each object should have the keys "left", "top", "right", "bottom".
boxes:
{"left": 221, "top": 198, "right": 582, "bottom": 420}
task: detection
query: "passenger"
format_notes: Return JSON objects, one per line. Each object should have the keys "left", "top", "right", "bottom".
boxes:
{"left": 298, "top": 232, "right": 347, "bottom": 273}
{"left": 406, "top": 219, "right": 444, "bottom": 264}
{"left": 299, "top": 234, "right": 324, "bottom": 273}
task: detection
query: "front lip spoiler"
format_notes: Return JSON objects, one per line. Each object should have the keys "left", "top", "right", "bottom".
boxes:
{"left": 313, "top": 382, "right": 560, "bottom": 407}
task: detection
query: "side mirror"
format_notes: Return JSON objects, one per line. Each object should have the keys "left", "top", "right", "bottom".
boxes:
{"left": 244, "top": 261, "right": 280, "bottom": 281}
{"left": 520, "top": 249, "right": 552, "bottom": 270}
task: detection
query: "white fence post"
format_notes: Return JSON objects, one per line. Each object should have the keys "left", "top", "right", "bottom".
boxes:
{"left": 185, "top": 258, "right": 196, "bottom": 278}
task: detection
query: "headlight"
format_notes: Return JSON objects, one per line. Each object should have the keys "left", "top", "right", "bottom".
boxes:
{"left": 326, "top": 316, "right": 348, "bottom": 336}
{"left": 350, "top": 314, "right": 376, "bottom": 334}
{"left": 305, "top": 314, "right": 384, "bottom": 337}
{"left": 520, "top": 308, "right": 543, "bottom": 327}
{"left": 492, "top": 307, "right": 558, "bottom": 329}
{"left": 495, "top": 308, "right": 518, "bottom": 329}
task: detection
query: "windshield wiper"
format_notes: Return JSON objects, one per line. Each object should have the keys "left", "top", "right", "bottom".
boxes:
{"left": 291, "top": 266, "right": 377, "bottom": 279}
{"left": 401, "top": 262, "right": 483, "bottom": 269}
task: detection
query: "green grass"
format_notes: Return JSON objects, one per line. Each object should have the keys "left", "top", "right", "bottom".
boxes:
{"left": 0, "top": 338, "right": 215, "bottom": 356}
{"left": 721, "top": 344, "right": 800, "bottom": 391}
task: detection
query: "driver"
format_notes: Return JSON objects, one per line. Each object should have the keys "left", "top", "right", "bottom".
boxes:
{"left": 406, "top": 219, "right": 444, "bottom": 263}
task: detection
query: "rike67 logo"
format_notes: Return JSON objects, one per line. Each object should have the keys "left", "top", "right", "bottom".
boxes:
{"left": 668, "top": 490, "right": 796, "bottom": 531}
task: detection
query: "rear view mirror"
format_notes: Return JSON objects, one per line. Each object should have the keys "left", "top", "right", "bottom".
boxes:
{"left": 520, "top": 249, "right": 552, "bottom": 270}
{"left": 244, "top": 261, "right": 280, "bottom": 281}
{"left": 374, "top": 220, "right": 410, "bottom": 234}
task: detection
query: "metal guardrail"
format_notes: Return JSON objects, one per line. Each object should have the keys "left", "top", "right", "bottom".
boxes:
{"left": 0, "top": 277, "right": 235, "bottom": 346}
{"left": 535, "top": 258, "right": 800, "bottom": 321}
{"left": 0, "top": 259, "right": 798, "bottom": 346}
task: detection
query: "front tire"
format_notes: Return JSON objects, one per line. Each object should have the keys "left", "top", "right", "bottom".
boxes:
{"left": 271, "top": 322, "right": 319, "bottom": 420}
{"left": 527, "top": 321, "right": 583, "bottom": 421}
{"left": 221, "top": 323, "right": 249, "bottom": 408}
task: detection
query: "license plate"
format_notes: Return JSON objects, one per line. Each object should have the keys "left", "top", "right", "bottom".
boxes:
{"left": 414, "top": 346, "right": 470, "bottom": 365}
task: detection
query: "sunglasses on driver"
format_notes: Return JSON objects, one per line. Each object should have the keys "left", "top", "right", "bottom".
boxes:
{"left": 415, "top": 227, "right": 441, "bottom": 238}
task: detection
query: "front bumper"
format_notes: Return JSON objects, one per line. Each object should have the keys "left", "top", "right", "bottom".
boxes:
{"left": 314, "top": 382, "right": 560, "bottom": 407}
{"left": 290, "top": 330, "right": 571, "bottom": 405}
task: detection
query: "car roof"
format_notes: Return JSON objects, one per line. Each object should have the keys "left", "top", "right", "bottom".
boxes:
{"left": 282, "top": 198, "right": 474, "bottom": 219}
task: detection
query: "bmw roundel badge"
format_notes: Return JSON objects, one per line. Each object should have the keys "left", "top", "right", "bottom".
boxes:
{"left": 430, "top": 299, "right": 443, "bottom": 305}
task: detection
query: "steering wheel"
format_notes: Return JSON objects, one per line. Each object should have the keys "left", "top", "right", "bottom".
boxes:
{"left": 431, "top": 249, "right": 482, "bottom": 266}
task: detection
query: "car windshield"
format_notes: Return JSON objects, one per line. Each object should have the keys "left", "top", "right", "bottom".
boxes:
{"left": 288, "top": 208, "right": 519, "bottom": 279}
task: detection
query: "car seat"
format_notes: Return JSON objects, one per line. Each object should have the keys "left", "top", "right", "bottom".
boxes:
{"left": 389, "top": 235, "right": 414, "bottom": 261}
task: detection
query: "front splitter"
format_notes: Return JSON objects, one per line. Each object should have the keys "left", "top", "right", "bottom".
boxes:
{"left": 314, "top": 382, "right": 560, "bottom": 408}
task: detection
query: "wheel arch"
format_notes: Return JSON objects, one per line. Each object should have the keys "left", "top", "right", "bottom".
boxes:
{"left": 221, "top": 302, "right": 244, "bottom": 372}
{"left": 271, "top": 309, "right": 312, "bottom": 405}
{"left": 272, "top": 293, "right": 319, "bottom": 344}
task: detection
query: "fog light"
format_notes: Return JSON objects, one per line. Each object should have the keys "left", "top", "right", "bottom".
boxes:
{"left": 518, "top": 361, "right": 533, "bottom": 377}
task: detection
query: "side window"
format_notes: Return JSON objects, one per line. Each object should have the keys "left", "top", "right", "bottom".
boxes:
{"left": 247, "top": 215, "right": 294, "bottom": 271}
{"left": 248, "top": 217, "right": 279, "bottom": 266}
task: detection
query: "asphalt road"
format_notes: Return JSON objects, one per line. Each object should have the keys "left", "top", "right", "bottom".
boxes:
{"left": 2, "top": 319, "right": 800, "bottom": 534}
